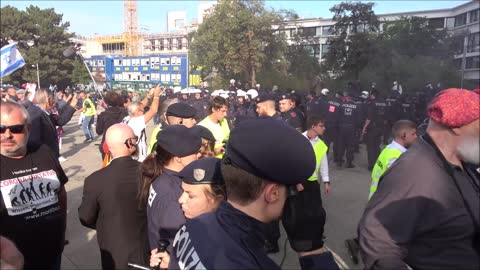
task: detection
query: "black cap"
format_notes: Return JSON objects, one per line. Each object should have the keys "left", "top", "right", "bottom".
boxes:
{"left": 179, "top": 157, "right": 224, "bottom": 185}
{"left": 156, "top": 125, "right": 202, "bottom": 157}
{"left": 255, "top": 93, "right": 277, "bottom": 103}
{"left": 166, "top": 103, "right": 197, "bottom": 118}
{"left": 190, "top": 125, "right": 216, "bottom": 142}
{"left": 224, "top": 117, "right": 315, "bottom": 185}
{"left": 279, "top": 93, "right": 293, "bottom": 101}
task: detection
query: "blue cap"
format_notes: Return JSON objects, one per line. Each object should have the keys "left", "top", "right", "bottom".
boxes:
{"left": 156, "top": 125, "right": 202, "bottom": 157}
{"left": 190, "top": 125, "right": 216, "bottom": 142}
{"left": 224, "top": 117, "right": 315, "bottom": 185}
{"left": 255, "top": 93, "right": 277, "bottom": 103}
{"left": 166, "top": 103, "right": 197, "bottom": 118}
{"left": 179, "top": 157, "right": 224, "bottom": 185}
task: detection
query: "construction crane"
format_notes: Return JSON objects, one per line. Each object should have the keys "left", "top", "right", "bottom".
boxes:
{"left": 124, "top": 0, "right": 139, "bottom": 56}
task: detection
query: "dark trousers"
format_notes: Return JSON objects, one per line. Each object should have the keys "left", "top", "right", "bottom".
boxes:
{"left": 287, "top": 180, "right": 326, "bottom": 250}
{"left": 323, "top": 124, "right": 338, "bottom": 156}
{"left": 383, "top": 121, "right": 393, "bottom": 145}
{"left": 336, "top": 125, "right": 355, "bottom": 164}
{"left": 366, "top": 127, "right": 382, "bottom": 169}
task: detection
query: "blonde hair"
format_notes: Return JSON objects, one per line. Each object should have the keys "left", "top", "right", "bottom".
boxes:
{"left": 198, "top": 138, "right": 215, "bottom": 158}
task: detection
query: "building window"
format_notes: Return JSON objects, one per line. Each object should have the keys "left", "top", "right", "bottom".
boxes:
{"left": 300, "top": 27, "right": 316, "bottom": 37}
{"left": 454, "top": 13, "right": 467, "bottom": 27}
{"left": 167, "top": 38, "right": 173, "bottom": 50}
{"left": 469, "top": 9, "right": 479, "bottom": 23}
{"left": 466, "top": 56, "right": 480, "bottom": 69}
{"left": 321, "top": 44, "right": 330, "bottom": 58}
{"left": 428, "top": 18, "right": 445, "bottom": 29}
{"left": 177, "top": 38, "right": 183, "bottom": 49}
{"left": 467, "top": 32, "right": 480, "bottom": 53}
{"left": 322, "top": 26, "right": 333, "bottom": 36}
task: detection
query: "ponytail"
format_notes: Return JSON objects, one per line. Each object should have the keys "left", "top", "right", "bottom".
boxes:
{"left": 138, "top": 145, "right": 175, "bottom": 208}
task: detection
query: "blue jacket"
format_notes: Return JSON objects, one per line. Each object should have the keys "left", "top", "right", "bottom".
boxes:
{"left": 147, "top": 169, "right": 185, "bottom": 251}
{"left": 170, "top": 201, "right": 340, "bottom": 270}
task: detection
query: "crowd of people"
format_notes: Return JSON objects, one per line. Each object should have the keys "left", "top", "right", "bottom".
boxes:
{"left": 0, "top": 80, "right": 479, "bottom": 270}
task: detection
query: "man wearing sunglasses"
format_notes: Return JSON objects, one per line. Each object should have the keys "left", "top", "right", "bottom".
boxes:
{"left": 79, "top": 123, "right": 149, "bottom": 269}
{"left": 0, "top": 101, "right": 68, "bottom": 270}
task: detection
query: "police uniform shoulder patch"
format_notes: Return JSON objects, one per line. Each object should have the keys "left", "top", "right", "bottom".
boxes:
{"left": 290, "top": 112, "right": 297, "bottom": 117}
{"left": 193, "top": 169, "right": 205, "bottom": 181}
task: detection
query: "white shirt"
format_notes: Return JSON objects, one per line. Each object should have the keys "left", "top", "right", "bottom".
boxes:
{"left": 386, "top": 140, "right": 407, "bottom": 169}
{"left": 302, "top": 132, "right": 330, "bottom": 183}
{"left": 123, "top": 115, "right": 148, "bottom": 162}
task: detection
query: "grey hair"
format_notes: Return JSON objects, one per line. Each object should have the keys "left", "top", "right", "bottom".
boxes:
{"left": 127, "top": 101, "right": 142, "bottom": 116}
{"left": 0, "top": 100, "right": 31, "bottom": 124}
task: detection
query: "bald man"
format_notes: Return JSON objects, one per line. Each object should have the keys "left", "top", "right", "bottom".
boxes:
{"left": 78, "top": 123, "right": 149, "bottom": 269}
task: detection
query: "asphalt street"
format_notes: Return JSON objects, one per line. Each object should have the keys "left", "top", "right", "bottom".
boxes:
{"left": 60, "top": 114, "right": 371, "bottom": 270}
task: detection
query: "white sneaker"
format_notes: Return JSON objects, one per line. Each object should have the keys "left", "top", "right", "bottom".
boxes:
{"left": 58, "top": 156, "right": 67, "bottom": 163}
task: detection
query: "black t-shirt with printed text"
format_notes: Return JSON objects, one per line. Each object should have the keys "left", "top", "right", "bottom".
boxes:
{"left": 0, "top": 144, "right": 68, "bottom": 270}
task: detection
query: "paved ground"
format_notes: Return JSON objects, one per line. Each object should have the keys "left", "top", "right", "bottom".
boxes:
{"left": 60, "top": 114, "right": 371, "bottom": 270}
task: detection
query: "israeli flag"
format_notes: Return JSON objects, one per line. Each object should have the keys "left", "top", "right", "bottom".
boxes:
{"left": 1, "top": 43, "right": 26, "bottom": 78}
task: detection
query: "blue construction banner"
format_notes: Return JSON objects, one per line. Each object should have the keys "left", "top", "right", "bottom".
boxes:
{"left": 1, "top": 43, "right": 26, "bottom": 78}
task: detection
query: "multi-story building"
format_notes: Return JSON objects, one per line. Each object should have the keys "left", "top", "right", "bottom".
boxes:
{"left": 80, "top": 0, "right": 478, "bottom": 89}
{"left": 281, "top": 0, "right": 479, "bottom": 81}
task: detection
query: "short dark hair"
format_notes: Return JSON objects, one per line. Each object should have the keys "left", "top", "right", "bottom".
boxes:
{"left": 209, "top": 96, "right": 228, "bottom": 113}
{"left": 104, "top": 91, "right": 124, "bottom": 107}
{"left": 392, "top": 120, "right": 417, "bottom": 138}
{"left": 306, "top": 115, "right": 325, "bottom": 130}
{"left": 220, "top": 161, "right": 266, "bottom": 206}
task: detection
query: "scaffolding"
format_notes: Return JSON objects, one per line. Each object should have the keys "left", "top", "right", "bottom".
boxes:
{"left": 124, "top": 0, "right": 139, "bottom": 56}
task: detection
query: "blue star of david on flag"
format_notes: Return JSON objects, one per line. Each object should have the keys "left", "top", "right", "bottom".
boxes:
{"left": 1, "top": 43, "right": 26, "bottom": 78}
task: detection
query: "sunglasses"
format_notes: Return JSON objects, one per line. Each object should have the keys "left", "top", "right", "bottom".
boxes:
{"left": 0, "top": 124, "right": 26, "bottom": 134}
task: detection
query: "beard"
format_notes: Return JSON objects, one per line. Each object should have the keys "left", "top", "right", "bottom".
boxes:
{"left": 457, "top": 135, "right": 480, "bottom": 165}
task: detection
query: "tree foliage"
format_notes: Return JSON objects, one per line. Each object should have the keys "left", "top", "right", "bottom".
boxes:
{"left": 322, "top": 2, "right": 461, "bottom": 94}
{"left": 0, "top": 5, "right": 78, "bottom": 88}
{"left": 189, "top": 0, "right": 290, "bottom": 88}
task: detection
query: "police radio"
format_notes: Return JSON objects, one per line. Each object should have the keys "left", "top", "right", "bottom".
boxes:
{"left": 127, "top": 239, "right": 170, "bottom": 270}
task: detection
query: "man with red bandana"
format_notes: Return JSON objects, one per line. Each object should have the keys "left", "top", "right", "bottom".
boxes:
{"left": 358, "top": 89, "right": 479, "bottom": 270}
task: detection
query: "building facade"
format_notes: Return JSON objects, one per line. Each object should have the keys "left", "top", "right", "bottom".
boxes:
{"left": 281, "top": 0, "right": 479, "bottom": 81}
{"left": 80, "top": 0, "right": 478, "bottom": 89}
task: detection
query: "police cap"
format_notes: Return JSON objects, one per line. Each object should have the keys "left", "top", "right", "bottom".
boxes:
{"left": 156, "top": 125, "right": 201, "bottom": 157}
{"left": 255, "top": 93, "right": 276, "bottom": 103}
{"left": 179, "top": 157, "right": 224, "bottom": 185}
{"left": 279, "top": 93, "right": 294, "bottom": 101}
{"left": 190, "top": 125, "right": 216, "bottom": 142}
{"left": 166, "top": 102, "right": 197, "bottom": 118}
{"left": 224, "top": 117, "right": 315, "bottom": 185}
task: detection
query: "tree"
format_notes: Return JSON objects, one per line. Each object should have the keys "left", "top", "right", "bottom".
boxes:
{"left": 70, "top": 61, "right": 91, "bottom": 85}
{"left": 323, "top": 2, "right": 380, "bottom": 80}
{"left": 1, "top": 5, "right": 75, "bottom": 88}
{"left": 189, "top": 0, "right": 289, "bottom": 87}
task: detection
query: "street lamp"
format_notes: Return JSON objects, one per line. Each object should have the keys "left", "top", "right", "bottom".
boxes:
{"left": 31, "top": 64, "right": 40, "bottom": 89}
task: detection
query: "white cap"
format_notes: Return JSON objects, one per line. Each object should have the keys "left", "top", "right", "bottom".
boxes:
{"left": 230, "top": 79, "right": 235, "bottom": 84}
{"left": 361, "top": 91, "right": 369, "bottom": 96}
{"left": 237, "top": 90, "right": 247, "bottom": 97}
{"left": 321, "top": 88, "right": 329, "bottom": 95}
{"left": 246, "top": 89, "right": 258, "bottom": 99}
{"left": 255, "top": 84, "right": 260, "bottom": 88}
{"left": 220, "top": 93, "right": 229, "bottom": 99}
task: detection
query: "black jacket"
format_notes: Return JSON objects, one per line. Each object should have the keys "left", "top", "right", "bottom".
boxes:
{"left": 78, "top": 157, "right": 149, "bottom": 270}
{"left": 358, "top": 134, "right": 479, "bottom": 270}
{"left": 25, "top": 101, "right": 76, "bottom": 158}
{"left": 96, "top": 106, "right": 128, "bottom": 143}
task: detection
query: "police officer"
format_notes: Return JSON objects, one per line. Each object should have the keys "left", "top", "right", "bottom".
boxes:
{"left": 166, "top": 118, "right": 340, "bottom": 269}
{"left": 384, "top": 94, "right": 401, "bottom": 145}
{"left": 256, "top": 93, "right": 282, "bottom": 120}
{"left": 148, "top": 102, "right": 197, "bottom": 153}
{"left": 362, "top": 90, "right": 387, "bottom": 171}
{"left": 279, "top": 93, "right": 305, "bottom": 132}
{"left": 190, "top": 90, "right": 209, "bottom": 122}
{"left": 143, "top": 125, "right": 201, "bottom": 252}
{"left": 336, "top": 92, "right": 361, "bottom": 168}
